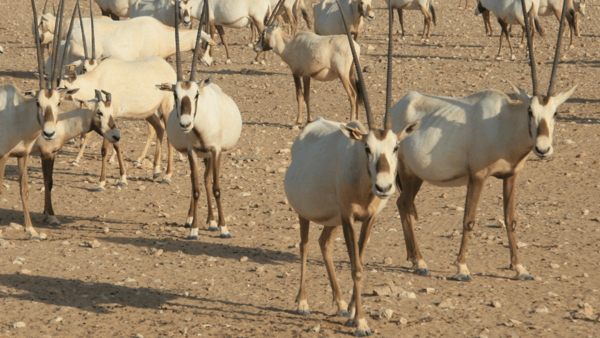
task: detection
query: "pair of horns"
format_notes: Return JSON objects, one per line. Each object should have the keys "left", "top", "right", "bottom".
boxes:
{"left": 267, "top": 0, "right": 285, "bottom": 26}
{"left": 32, "top": 0, "right": 46, "bottom": 89}
{"left": 95, "top": 89, "right": 111, "bottom": 102}
{"left": 336, "top": 0, "right": 393, "bottom": 131}
{"left": 78, "top": 0, "right": 96, "bottom": 61}
{"left": 174, "top": 0, "right": 209, "bottom": 82}
{"left": 521, "top": 0, "right": 567, "bottom": 97}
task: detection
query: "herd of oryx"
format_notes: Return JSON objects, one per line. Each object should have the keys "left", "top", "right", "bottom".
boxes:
{"left": 0, "top": 0, "right": 582, "bottom": 335}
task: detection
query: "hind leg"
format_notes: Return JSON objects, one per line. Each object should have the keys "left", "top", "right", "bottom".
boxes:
{"left": 340, "top": 74, "right": 357, "bottom": 121}
{"left": 397, "top": 8, "right": 405, "bottom": 37}
{"left": 215, "top": 25, "right": 232, "bottom": 64}
{"left": 145, "top": 114, "right": 164, "bottom": 181}
{"left": 296, "top": 216, "right": 311, "bottom": 315}
{"left": 302, "top": 76, "right": 312, "bottom": 123}
{"left": 73, "top": 132, "right": 91, "bottom": 165}
{"left": 134, "top": 122, "right": 156, "bottom": 168}
{"left": 319, "top": 226, "right": 349, "bottom": 317}
{"left": 203, "top": 157, "right": 218, "bottom": 232}
{"left": 419, "top": 5, "right": 431, "bottom": 39}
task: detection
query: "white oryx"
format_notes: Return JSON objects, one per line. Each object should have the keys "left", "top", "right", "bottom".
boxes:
{"left": 130, "top": 0, "right": 194, "bottom": 27}
{"left": 313, "top": 0, "right": 374, "bottom": 41}
{"left": 0, "top": 0, "right": 77, "bottom": 241}
{"left": 94, "top": 0, "right": 135, "bottom": 19}
{"left": 2, "top": 92, "right": 120, "bottom": 226}
{"left": 269, "top": 0, "right": 312, "bottom": 35}
{"left": 190, "top": 0, "right": 271, "bottom": 65}
{"left": 284, "top": 2, "right": 420, "bottom": 336}
{"left": 392, "top": 0, "right": 575, "bottom": 282}
{"left": 386, "top": 0, "right": 436, "bottom": 39}
{"left": 253, "top": 7, "right": 362, "bottom": 124}
{"left": 62, "top": 56, "right": 177, "bottom": 190}
{"left": 537, "top": 0, "right": 583, "bottom": 47}
{"left": 475, "top": 0, "right": 544, "bottom": 60}
{"left": 158, "top": 2, "right": 242, "bottom": 239}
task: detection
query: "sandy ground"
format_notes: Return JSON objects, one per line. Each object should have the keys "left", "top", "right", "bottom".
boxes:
{"left": 1, "top": 0, "right": 599, "bottom": 337}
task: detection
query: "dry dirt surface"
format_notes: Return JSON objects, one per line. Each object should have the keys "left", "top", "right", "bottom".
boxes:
{"left": 1, "top": 0, "right": 600, "bottom": 337}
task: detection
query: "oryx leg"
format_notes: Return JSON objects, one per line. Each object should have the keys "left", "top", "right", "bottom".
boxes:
{"left": 483, "top": 11, "right": 493, "bottom": 36}
{"left": 184, "top": 186, "right": 194, "bottom": 228}
{"left": 497, "top": 19, "right": 509, "bottom": 58}
{"left": 574, "top": 13, "right": 580, "bottom": 37}
{"left": 341, "top": 216, "right": 370, "bottom": 337}
{"left": 0, "top": 156, "right": 8, "bottom": 195}
{"left": 201, "top": 22, "right": 216, "bottom": 66}
{"left": 397, "top": 8, "right": 405, "bottom": 37}
{"left": 73, "top": 132, "right": 92, "bottom": 165}
{"left": 42, "top": 155, "right": 60, "bottom": 226}
{"left": 160, "top": 98, "right": 175, "bottom": 183}
{"left": 95, "top": 138, "right": 111, "bottom": 191}
{"left": 503, "top": 174, "right": 533, "bottom": 280}
{"left": 146, "top": 114, "right": 164, "bottom": 180}
{"left": 296, "top": 216, "right": 311, "bottom": 316}
{"left": 186, "top": 149, "right": 201, "bottom": 240}
{"left": 215, "top": 25, "right": 232, "bottom": 64}
{"left": 203, "top": 157, "right": 218, "bottom": 232}
{"left": 319, "top": 225, "right": 350, "bottom": 317}
{"left": 302, "top": 76, "right": 312, "bottom": 124}
{"left": 419, "top": 5, "right": 431, "bottom": 39}
{"left": 453, "top": 173, "right": 485, "bottom": 282}
{"left": 134, "top": 121, "right": 156, "bottom": 168}
{"left": 340, "top": 73, "right": 357, "bottom": 121}
{"left": 396, "top": 167, "right": 428, "bottom": 275}
{"left": 18, "top": 156, "right": 40, "bottom": 240}
{"left": 113, "top": 140, "right": 127, "bottom": 186}
{"left": 210, "top": 150, "right": 230, "bottom": 238}
{"left": 293, "top": 74, "right": 304, "bottom": 125}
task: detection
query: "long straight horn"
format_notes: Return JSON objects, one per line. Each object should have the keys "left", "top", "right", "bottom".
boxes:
{"left": 547, "top": 0, "right": 569, "bottom": 97}
{"left": 89, "top": 0, "right": 96, "bottom": 59}
{"left": 77, "top": 0, "right": 88, "bottom": 60}
{"left": 31, "top": 0, "right": 46, "bottom": 89}
{"left": 101, "top": 90, "right": 111, "bottom": 102}
{"left": 384, "top": 0, "right": 393, "bottom": 130}
{"left": 174, "top": 0, "right": 182, "bottom": 82}
{"left": 43, "top": 0, "right": 50, "bottom": 14}
{"left": 519, "top": 0, "right": 539, "bottom": 96}
{"left": 95, "top": 89, "right": 103, "bottom": 102}
{"left": 58, "top": 1, "right": 79, "bottom": 86}
{"left": 335, "top": 0, "right": 374, "bottom": 130}
{"left": 189, "top": 0, "right": 207, "bottom": 81}
{"left": 268, "top": 0, "right": 285, "bottom": 26}
{"left": 51, "top": 0, "right": 66, "bottom": 89}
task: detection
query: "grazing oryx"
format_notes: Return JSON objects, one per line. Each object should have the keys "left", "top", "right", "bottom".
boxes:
{"left": 2, "top": 92, "right": 120, "bottom": 226}
{"left": 130, "top": 0, "right": 193, "bottom": 27}
{"left": 254, "top": 6, "right": 362, "bottom": 124}
{"left": 537, "top": 0, "right": 582, "bottom": 47}
{"left": 392, "top": 0, "right": 575, "bottom": 282}
{"left": 94, "top": 0, "right": 135, "bottom": 19}
{"left": 158, "top": 1, "right": 242, "bottom": 239}
{"left": 62, "top": 56, "right": 177, "bottom": 190}
{"left": 190, "top": 0, "right": 271, "bottom": 65}
{"left": 476, "top": 0, "right": 544, "bottom": 60}
{"left": 385, "top": 0, "right": 436, "bottom": 39}
{"left": 0, "top": 0, "right": 77, "bottom": 241}
{"left": 313, "top": 0, "right": 374, "bottom": 41}
{"left": 284, "top": 2, "right": 420, "bottom": 336}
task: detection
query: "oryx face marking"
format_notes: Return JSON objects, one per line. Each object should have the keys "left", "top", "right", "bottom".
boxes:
{"left": 174, "top": 81, "right": 200, "bottom": 133}
{"left": 363, "top": 130, "right": 399, "bottom": 198}
{"left": 89, "top": 99, "right": 120, "bottom": 143}
{"left": 358, "top": 0, "right": 374, "bottom": 21}
{"left": 253, "top": 26, "right": 277, "bottom": 53}
{"left": 35, "top": 89, "right": 62, "bottom": 141}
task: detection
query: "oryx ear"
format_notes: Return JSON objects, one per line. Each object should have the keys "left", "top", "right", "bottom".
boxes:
{"left": 397, "top": 120, "right": 421, "bottom": 141}
{"left": 156, "top": 83, "right": 175, "bottom": 91}
{"left": 80, "top": 101, "right": 89, "bottom": 110}
{"left": 508, "top": 81, "right": 530, "bottom": 103}
{"left": 552, "top": 84, "right": 578, "bottom": 107}
{"left": 100, "top": 55, "right": 111, "bottom": 61}
{"left": 23, "top": 90, "right": 37, "bottom": 97}
{"left": 340, "top": 124, "right": 366, "bottom": 142}
{"left": 66, "top": 88, "right": 80, "bottom": 95}
{"left": 67, "top": 64, "right": 76, "bottom": 71}
{"left": 198, "top": 74, "right": 215, "bottom": 87}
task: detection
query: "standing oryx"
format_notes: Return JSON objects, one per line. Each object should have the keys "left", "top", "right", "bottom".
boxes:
{"left": 475, "top": 0, "right": 544, "bottom": 60}
{"left": 537, "top": 0, "right": 583, "bottom": 47}
{"left": 285, "top": 1, "right": 420, "bottom": 336}
{"left": 313, "top": 0, "right": 374, "bottom": 41}
{"left": 0, "top": 0, "right": 77, "bottom": 241}
{"left": 130, "top": 0, "right": 194, "bottom": 27}
{"left": 254, "top": 4, "right": 362, "bottom": 124}
{"left": 158, "top": 1, "right": 242, "bottom": 239}
{"left": 392, "top": 0, "right": 575, "bottom": 282}
{"left": 385, "top": 0, "right": 436, "bottom": 40}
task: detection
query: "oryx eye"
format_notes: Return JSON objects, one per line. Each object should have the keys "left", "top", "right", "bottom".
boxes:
{"left": 57, "top": 102, "right": 60, "bottom": 107}
{"left": 528, "top": 108, "right": 532, "bottom": 118}
{"left": 553, "top": 111, "right": 558, "bottom": 118}
{"left": 195, "top": 93, "right": 199, "bottom": 99}
{"left": 393, "top": 145, "right": 399, "bottom": 152}
{"left": 365, "top": 145, "right": 371, "bottom": 155}
{"left": 97, "top": 111, "right": 103, "bottom": 117}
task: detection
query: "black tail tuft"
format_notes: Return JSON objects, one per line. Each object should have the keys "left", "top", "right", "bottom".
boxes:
{"left": 395, "top": 173, "right": 403, "bottom": 192}
{"left": 430, "top": 3, "right": 436, "bottom": 26}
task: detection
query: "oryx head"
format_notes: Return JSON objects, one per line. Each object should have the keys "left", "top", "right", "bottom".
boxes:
{"left": 356, "top": 0, "right": 374, "bottom": 21}
{"left": 575, "top": 0, "right": 586, "bottom": 16}
{"left": 34, "top": 0, "right": 55, "bottom": 45}
{"left": 511, "top": 0, "right": 577, "bottom": 158}
{"left": 169, "top": 0, "right": 192, "bottom": 27}
{"left": 337, "top": 0, "right": 419, "bottom": 198}
{"left": 253, "top": 0, "right": 287, "bottom": 53}
{"left": 78, "top": 90, "right": 121, "bottom": 143}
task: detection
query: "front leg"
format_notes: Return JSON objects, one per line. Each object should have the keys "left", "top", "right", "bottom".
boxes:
{"left": 293, "top": 75, "right": 304, "bottom": 125}
{"left": 73, "top": 132, "right": 91, "bottom": 166}
{"left": 215, "top": 25, "right": 231, "bottom": 64}
{"left": 302, "top": 76, "right": 312, "bottom": 123}
{"left": 187, "top": 149, "right": 201, "bottom": 240}
{"left": 18, "top": 156, "right": 41, "bottom": 241}
{"left": 95, "top": 138, "right": 110, "bottom": 191}
{"left": 319, "top": 225, "right": 349, "bottom": 317}
{"left": 503, "top": 174, "right": 533, "bottom": 280}
{"left": 211, "top": 150, "right": 230, "bottom": 238}
{"left": 42, "top": 155, "right": 60, "bottom": 226}
{"left": 113, "top": 142, "right": 127, "bottom": 186}
{"left": 296, "top": 216, "right": 311, "bottom": 315}
{"left": 203, "top": 157, "right": 218, "bottom": 232}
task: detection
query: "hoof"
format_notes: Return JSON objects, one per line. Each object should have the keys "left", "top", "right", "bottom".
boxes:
{"left": 31, "top": 237, "right": 43, "bottom": 242}
{"left": 225, "top": 59, "right": 232, "bottom": 64}
{"left": 220, "top": 233, "right": 233, "bottom": 239}
{"left": 66, "top": 140, "right": 76, "bottom": 145}
{"left": 414, "top": 268, "right": 430, "bottom": 276}
{"left": 161, "top": 179, "right": 171, "bottom": 184}
{"left": 297, "top": 309, "right": 310, "bottom": 316}
{"left": 353, "top": 329, "right": 372, "bottom": 337}
{"left": 132, "top": 161, "right": 142, "bottom": 168}
{"left": 516, "top": 274, "right": 534, "bottom": 281}
{"left": 184, "top": 223, "right": 192, "bottom": 228}
{"left": 93, "top": 187, "right": 106, "bottom": 192}
{"left": 153, "top": 172, "right": 162, "bottom": 180}
{"left": 117, "top": 181, "right": 128, "bottom": 187}
{"left": 71, "top": 161, "right": 80, "bottom": 166}
{"left": 345, "top": 319, "right": 355, "bottom": 327}
{"left": 187, "top": 235, "right": 199, "bottom": 240}
{"left": 451, "top": 274, "right": 472, "bottom": 282}
{"left": 338, "top": 309, "right": 351, "bottom": 317}
{"left": 495, "top": 56, "right": 502, "bottom": 61}
{"left": 207, "top": 226, "right": 219, "bottom": 232}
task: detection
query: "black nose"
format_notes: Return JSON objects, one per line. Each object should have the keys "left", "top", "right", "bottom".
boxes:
{"left": 43, "top": 131, "right": 55, "bottom": 138}
{"left": 375, "top": 184, "right": 392, "bottom": 193}
{"left": 180, "top": 122, "right": 191, "bottom": 129}
{"left": 535, "top": 146, "right": 548, "bottom": 155}
{"left": 113, "top": 135, "right": 120, "bottom": 142}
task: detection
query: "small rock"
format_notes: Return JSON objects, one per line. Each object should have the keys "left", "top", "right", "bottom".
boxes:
{"left": 583, "top": 273, "right": 589, "bottom": 278}
{"left": 154, "top": 249, "right": 163, "bottom": 257}
{"left": 399, "top": 317, "right": 408, "bottom": 324}
{"left": 135, "top": 335, "right": 144, "bottom": 338}
{"left": 383, "top": 257, "right": 393, "bottom": 265}
{"left": 124, "top": 278, "right": 136, "bottom": 283}
{"left": 60, "top": 241, "right": 70, "bottom": 246}
{"left": 277, "top": 149, "right": 290, "bottom": 154}
{"left": 373, "top": 286, "right": 391, "bottom": 296}
{"left": 516, "top": 242, "right": 527, "bottom": 249}
{"left": 400, "top": 291, "right": 416, "bottom": 299}
{"left": 497, "top": 219, "right": 506, "bottom": 229}
{"left": 138, "top": 186, "right": 147, "bottom": 191}
{"left": 550, "top": 263, "right": 560, "bottom": 269}
{"left": 82, "top": 239, "right": 102, "bottom": 248}
{"left": 141, "top": 159, "right": 153, "bottom": 169}
{"left": 12, "top": 322, "right": 26, "bottom": 328}
{"left": 239, "top": 256, "right": 248, "bottom": 262}
{"left": 53, "top": 317, "right": 63, "bottom": 322}
{"left": 103, "top": 227, "right": 110, "bottom": 234}
{"left": 440, "top": 193, "right": 448, "bottom": 198}
{"left": 363, "top": 66, "right": 372, "bottom": 73}
{"left": 438, "top": 298, "right": 454, "bottom": 309}
{"left": 421, "top": 288, "right": 435, "bottom": 294}
{"left": 255, "top": 266, "right": 265, "bottom": 273}
{"left": 579, "top": 302, "right": 594, "bottom": 317}
{"left": 9, "top": 222, "right": 23, "bottom": 231}
{"left": 492, "top": 300, "right": 501, "bottom": 308}
{"left": 19, "top": 269, "right": 31, "bottom": 275}
{"left": 576, "top": 153, "right": 587, "bottom": 158}
{"left": 307, "top": 324, "right": 320, "bottom": 333}
{"left": 535, "top": 306, "right": 549, "bottom": 314}
{"left": 380, "top": 308, "right": 394, "bottom": 320}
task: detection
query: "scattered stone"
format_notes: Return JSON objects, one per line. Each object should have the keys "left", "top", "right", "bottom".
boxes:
{"left": 492, "top": 301, "right": 502, "bottom": 308}
{"left": 438, "top": 298, "right": 454, "bottom": 309}
{"left": 363, "top": 66, "right": 372, "bottom": 73}
{"left": 124, "top": 278, "right": 136, "bottom": 283}
{"left": 239, "top": 256, "right": 249, "bottom": 262}
{"left": 138, "top": 186, "right": 147, "bottom": 191}
{"left": 52, "top": 317, "right": 63, "bottom": 323}
{"left": 279, "top": 271, "right": 290, "bottom": 279}
{"left": 400, "top": 291, "right": 416, "bottom": 299}
{"left": 516, "top": 242, "right": 528, "bottom": 249}
{"left": 12, "top": 322, "right": 26, "bottom": 328}
{"left": 255, "top": 266, "right": 266, "bottom": 273}
{"left": 579, "top": 303, "right": 594, "bottom": 317}
{"left": 550, "top": 263, "right": 560, "bottom": 269}
{"left": 497, "top": 219, "right": 506, "bottom": 229}
{"left": 277, "top": 149, "right": 290, "bottom": 154}
{"left": 399, "top": 317, "right": 408, "bottom": 324}
{"left": 421, "top": 288, "right": 435, "bottom": 294}
{"left": 307, "top": 324, "right": 320, "bottom": 333}
{"left": 535, "top": 306, "right": 549, "bottom": 314}
{"left": 141, "top": 159, "right": 153, "bottom": 169}
{"left": 103, "top": 227, "right": 110, "bottom": 234}
{"left": 383, "top": 257, "right": 393, "bottom": 265}
{"left": 9, "top": 222, "right": 23, "bottom": 231}
{"left": 583, "top": 273, "right": 589, "bottom": 278}
{"left": 81, "top": 239, "right": 102, "bottom": 248}
{"left": 60, "top": 241, "right": 70, "bottom": 246}
{"left": 440, "top": 193, "right": 448, "bottom": 198}
{"left": 576, "top": 153, "right": 587, "bottom": 158}
{"left": 19, "top": 269, "right": 31, "bottom": 275}
{"left": 135, "top": 335, "right": 144, "bottom": 338}
{"left": 380, "top": 308, "right": 394, "bottom": 320}
{"left": 154, "top": 249, "right": 163, "bottom": 257}
{"left": 373, "top": 286, "right": 391, "bottom": 296}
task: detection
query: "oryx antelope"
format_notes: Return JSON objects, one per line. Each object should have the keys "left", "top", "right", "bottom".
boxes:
{"left": 475, "top": 0, "right": 544, "bottom": 60}
{"left": 385, "top": 0, "right": 437, "bottom": 39}
{"left": 158, "top": 1, "right": 242, "bottom": 239}
{"left": 130, "top": 0, "right": 194, "bottom": 27}
{"left": 254, "top": 6, "right": 362, "bottom": 124}
{"left": 0, "top": 0, "right": 77, "bottom": 241}
{"left": 269, "top": 0, "right": 312, "bottom": 35}
{"left": 284, "top": 2, "right": 420, "bottom": 336}
{"left": 2, "top": 92, "right": 120, "bottom": 226}
{"left": 61, "top": 56, "right": 177, "bottom": 190}
{"left": 94, "top": 0, "right": 135, "bottom": 19}
{"left": 313, "top": 0, "right": 374, "bottom": 41}
{"left": 392, "top": 0, "right": 575, "bottom": 282}
{"left": 536, "top": 0, "right": 582, "bottom": 47}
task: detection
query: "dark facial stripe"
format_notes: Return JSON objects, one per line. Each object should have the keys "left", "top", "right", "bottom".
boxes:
{"left": 536, "top": 95, "right": 551, "bottom": 106}
{"left": 181, "top": 96, "right": 192, "bottom": 115}
{"left": 104, "top": 100, "right": 112, "bottom": 108}
{"left": 44, "top": 106, "right": 54, "bottom": 122}
{"left": 537, "top": 119, "right": 550, "bottom": 137}
{"left": 376, "top": 153, "right": 390, "bottom": 173}
{"left": 108, "top": 115, "right": 116, "bottom": 129}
